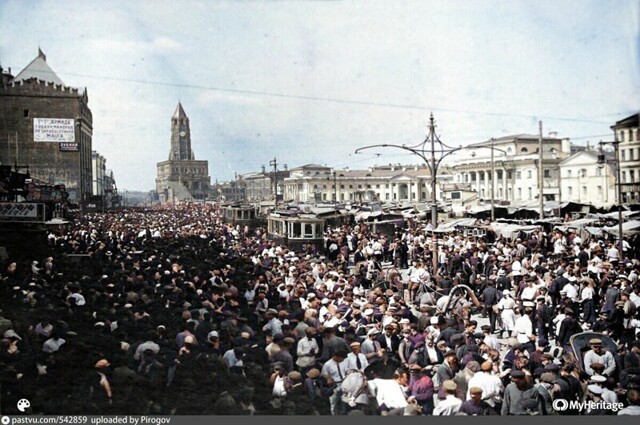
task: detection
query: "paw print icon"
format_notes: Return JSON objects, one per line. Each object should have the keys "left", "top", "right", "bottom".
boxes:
{"left": 17, "top": 399, "right": 30, "bottom": 412}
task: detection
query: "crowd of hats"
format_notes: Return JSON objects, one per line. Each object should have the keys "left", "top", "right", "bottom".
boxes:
{"left": 0, "top": 204, "right": 639, "bottom": 416}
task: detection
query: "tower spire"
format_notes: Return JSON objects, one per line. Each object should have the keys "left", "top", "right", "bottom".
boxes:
{"left": 169, "top": 101, "right": 193, "bottom": 160}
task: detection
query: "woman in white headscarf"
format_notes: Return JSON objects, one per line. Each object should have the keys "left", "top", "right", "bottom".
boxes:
{"left": 497, "top": 290, "right": 517, "bottom": 338}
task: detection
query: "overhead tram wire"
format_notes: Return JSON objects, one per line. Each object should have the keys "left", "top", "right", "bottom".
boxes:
{"left": 36, "top": 68, "right": 616, "bottom": 125}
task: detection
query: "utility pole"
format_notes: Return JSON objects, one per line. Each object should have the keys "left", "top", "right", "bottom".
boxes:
{"left": 490, "top": 137, "right": 495, "bottom": 222}
{"left": 270, "top": 158, "right": 278, "bottom": 209}
{"left": 538, "top": 121, "right": 544, "bottom": 219}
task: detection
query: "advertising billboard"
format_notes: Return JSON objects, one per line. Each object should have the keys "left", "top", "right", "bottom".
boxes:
{"left": 33, "top": 118, "right": 75, "bottom": 143}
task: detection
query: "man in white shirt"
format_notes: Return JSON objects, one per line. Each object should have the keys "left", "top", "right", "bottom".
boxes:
{"left": 514, "top": 307, "right": 535, "bottom": 352}
{"left": 368, "top": 370, "right": 410, "bottom": 415}
{"left": 562, "top": 278, "right": 579, "bottom": 302}
{"left": 321, "top": 350, "right": 349, "bottom": 415}
{"left": 433, "top": 380, "right": 462, "bottom": 415}
{"left": 345, "top": 342, "right": 368, "bottom": 372}
{"left": 466, "top": 361, "right": 503, "bottom": 408}
{"left": 583, "top": 338, "right": 616, "bottom": 377}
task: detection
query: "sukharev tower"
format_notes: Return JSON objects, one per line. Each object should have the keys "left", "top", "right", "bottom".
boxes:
{"left": 156, "top": 103, "right": 210, "bottom": 203}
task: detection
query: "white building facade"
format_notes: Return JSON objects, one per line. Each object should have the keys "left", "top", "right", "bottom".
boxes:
{"left": 446, "top": 134, "right": 570, "bottom": 206}
{"left": 281, "top": 164, "right": 452, "bottom": 205}
{"left": 559, "top": 150, "right": 617, "bottom": 208}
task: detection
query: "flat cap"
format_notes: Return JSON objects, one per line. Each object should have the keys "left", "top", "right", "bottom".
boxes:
{"left": 443, "top": 380, "right": 457, "bottom": 391}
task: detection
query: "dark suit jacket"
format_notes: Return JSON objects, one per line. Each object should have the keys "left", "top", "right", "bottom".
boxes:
{"left": 557, "top": 317, "right": 582, "bottom": 347}
{"left": 376, "top": 333, "right": 400, "bottom": 353}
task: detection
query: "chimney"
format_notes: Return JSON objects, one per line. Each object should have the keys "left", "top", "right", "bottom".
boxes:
{"left": 549, "top": 131, "right": 558, "bottom": 138}
{"left": 284, "top": 164, "right": 288, "bottom": 171}
{"left": 261, "top": 165, "right": 265, "bottom": 173}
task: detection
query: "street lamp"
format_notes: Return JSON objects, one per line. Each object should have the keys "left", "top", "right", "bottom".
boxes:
{"left": 355, "top": 113, "right": 462, "bottom": 274}
{"left": 597, "top": 137, "right": 624, "bottom": 257}
{"left": 355, "top": 113, "right": 462, "bottom": 229}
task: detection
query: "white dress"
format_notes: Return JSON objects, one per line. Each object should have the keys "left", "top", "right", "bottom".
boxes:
{"left": 498, "top": 297, "right": 517, "bottom": 331}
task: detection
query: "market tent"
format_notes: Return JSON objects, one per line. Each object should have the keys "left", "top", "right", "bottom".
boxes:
{"left": 490, "top": 222, "right": 540, "bottom": 240}
{"left": 603, "top": 220, "right": 640, "bottom": 236}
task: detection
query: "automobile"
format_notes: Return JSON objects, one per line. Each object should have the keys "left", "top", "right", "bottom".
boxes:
{"left": 569, "top": 331, "right": 619, "bottom": 373}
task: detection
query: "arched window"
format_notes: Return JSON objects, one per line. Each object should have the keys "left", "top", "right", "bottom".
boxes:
{"left": 521, "top": 147, "right": 529, "bottom": 154}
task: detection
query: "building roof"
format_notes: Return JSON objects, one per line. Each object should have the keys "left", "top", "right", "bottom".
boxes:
{"left": 290, "top": 164, "right": 331, "bottom": 171}
{"left": 12, "top": 49, "right": 64, "bottom": 85}
{"left": 466, "top": 134, "right": 561, "bottom": 148}
{"left": 611, "top": 112, "right": 639, "bottom": 129}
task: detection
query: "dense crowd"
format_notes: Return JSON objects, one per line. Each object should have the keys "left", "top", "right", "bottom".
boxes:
{"left": 1, "top": 203, "right": 640, "bottom": 416}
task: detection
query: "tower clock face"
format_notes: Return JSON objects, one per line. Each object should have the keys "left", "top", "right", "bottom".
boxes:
{"left": 179, "top": 131, "right": 186, "bottom": 137}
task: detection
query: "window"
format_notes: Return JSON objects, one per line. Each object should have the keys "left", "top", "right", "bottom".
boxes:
{"left": 622, "top": 150, "right": 626, "bottom": 161}
{"left": 421, "top": 192, "right": 426, "bottom": 199}
{"left": 507, "top": 171, "right": 512, "bottom": 179}
{"left": 499, "top": 188, "right": 503, "bottom": 197}
{"left": 544, "top": 170, "right": 551, "bottom": 178}
{"left": 516, "top": 171, "right": 522, "bottom": 180}
{"left": 517, "top": 188, "right": 522, "bottom": 200}
{"left": 349, "top": 185, "right": 353, "bottom": 189}
{"left": 340, "top": 185, "right": 345, "bottom": 189}
{"left": 497, "top": 170, "right": 503, "bottom": 179}
{"left": 322, "top": 184, "right": 326, "bottom": 189}
{"left": 528, "top": 188, "right": 532, "bottom": 199}
{"left": 631, "top": 149, "right": 635, "bottom": 161}
{"left": 367, "top": 185, "right": 371, "bottom": 189}
{"left": 582, "top": 186, "right": 587, "bottom": 198}
{"left": 386, "top": 193, "right": 390, "bottom": 200}
{"left": 521, "top": 147, "right": 529, "bottom": 153}
{"left": 631, "top": 170, "right": 636, "bottom": 182}
{"left": 376, "top": 184, "right": 380, "bottom": 189}
{"left": 358, "top": 185, "right": 362, "bottom": 189}
{"left": 527, "top": 170, "right": 532, "bottom": 179}
{"left": 385, "top": 184, "right": 389, "bottom": 188}
{"left": 580, "top": 169, "right": 587, "bottom": 178}
{"left": 567, "top": 169, "right": 572, "bottom": 178}
{"left": 597, "top": 186, "right": 603, "bottom": 198}
{"left": 23, "top": 109, "right": 29, "bottom": 118}
{"left": 568, "top": 186, "right": 573, "bottom": 197}
{"left": 596, "top": 168, "right": 602, "bottom": 177}
{"left": 622, "top": 171, "right": 627, "bottom": 183}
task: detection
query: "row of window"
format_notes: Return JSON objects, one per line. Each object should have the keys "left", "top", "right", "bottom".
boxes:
{"left": 621, "top": 148, "right": 640, "bottom": 162}
{"left": 618, "top": 129, "right": 639, "bottom": 143}
{"left": 458, "top": 169, "right": 552, "bottom": 183}
{"left": 566, "top": 186, "right": 604, "bottom": 198}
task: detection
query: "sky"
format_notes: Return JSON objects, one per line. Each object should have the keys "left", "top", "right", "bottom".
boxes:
{"left": 1, "top": 0, "right": 639, "bottom": 191}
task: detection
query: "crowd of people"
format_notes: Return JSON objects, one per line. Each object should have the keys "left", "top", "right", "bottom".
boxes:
{"left": 1, "top": 203, "right": 640, "bottom": 416}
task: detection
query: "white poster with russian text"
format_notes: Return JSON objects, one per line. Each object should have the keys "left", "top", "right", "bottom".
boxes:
{"left": 33, "top": 118, "right": 75, "bottom": 142}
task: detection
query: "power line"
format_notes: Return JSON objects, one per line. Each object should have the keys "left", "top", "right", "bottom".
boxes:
{"left": 40, "top": 69, "right": 614, "bottom": 125}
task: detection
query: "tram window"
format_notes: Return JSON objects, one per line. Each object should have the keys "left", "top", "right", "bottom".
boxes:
{"left": 292, "top": 222, "right": 302, "bottom": 238}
